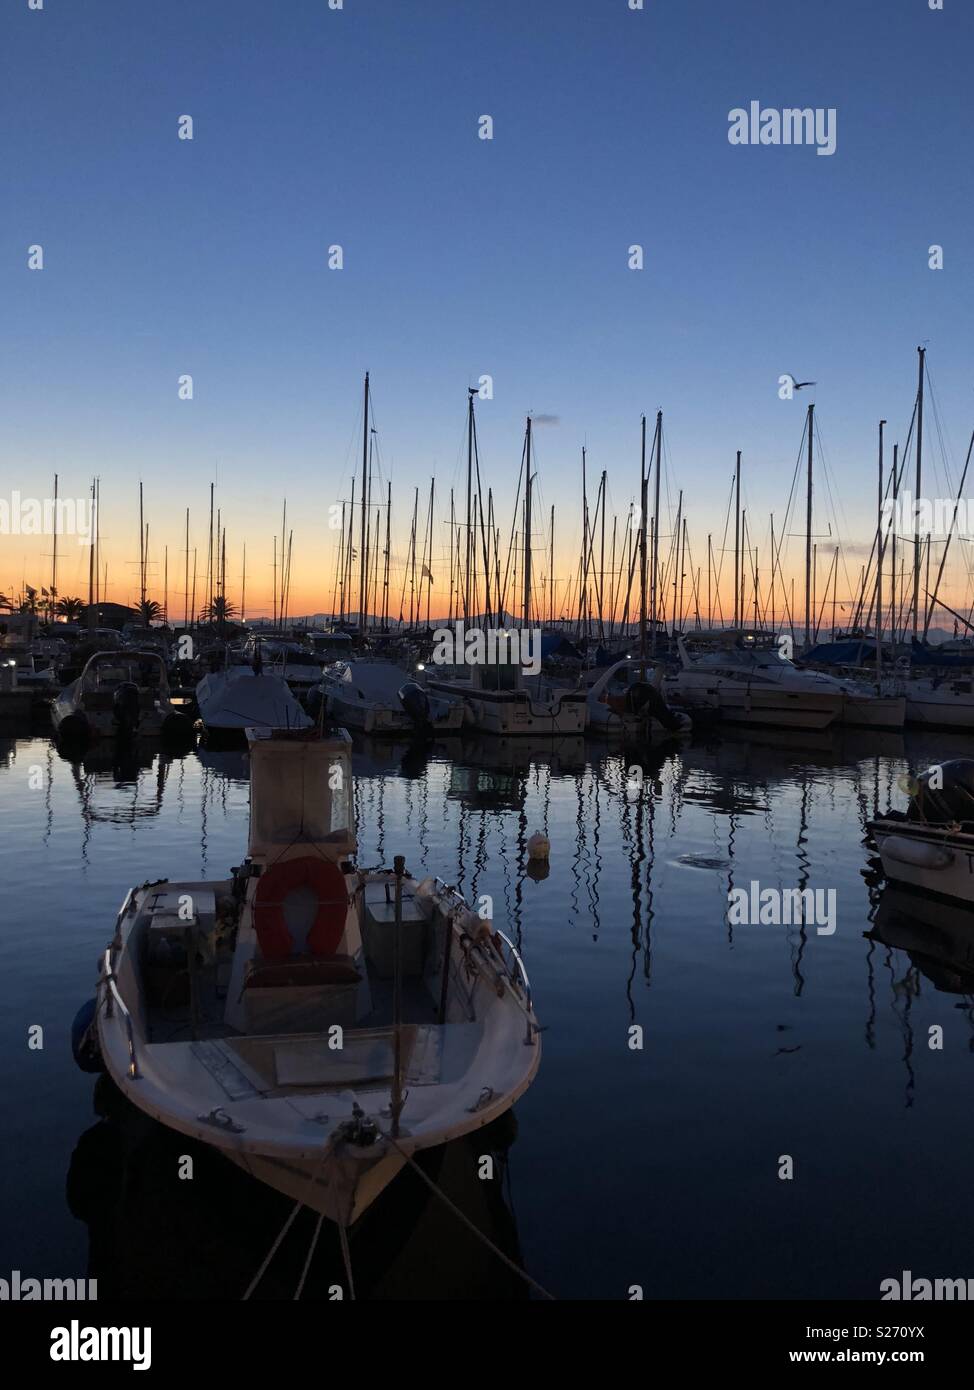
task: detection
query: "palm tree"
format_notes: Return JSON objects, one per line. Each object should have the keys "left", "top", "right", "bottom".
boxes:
{"left": 200, "top": 596, "right": 238, "bottom": 625}
{"left": 199, "top": 594, "right": 238, "bottom": 640}
{"left": 136, "top": 598, "right": 163, "bottom": 626}
{"left": 55, "top": 596, "right": 85, "bottom": 622}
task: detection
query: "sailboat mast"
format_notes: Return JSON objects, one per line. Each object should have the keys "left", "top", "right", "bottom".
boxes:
{"left": 913, "top": 347, "right": 925, "bottom": 640}
{"left": 876, "top": 421, "right": 885, "bottom": 680}
{"left": 550, "top": 504, "right": 555, "bottom": 628}
{"left": 804, "top": 403, "right": 814, "bottom": 648}
{"left": 87, "top": 478, "right": 96, "bottom": 624}
{"left": 139, "top": 481, "right": 146, "bottom": 609}
{"left": 650, "top": 411, "right": 662, "bottom": 654}
{"left": 51, "top": 472, "right": 58, "bottom": 619}
{"left": 383, "top": 481, "right": 392, "bottom": 631}
{"left": 639, "top": 416, "right": 648, "bottom": 663}
{"left": 523, "top": 417, "right": 533, "bottom": 628}
{"left": 184, "top": 509, "right": 190, "bottom": 629}
{"left": 359, "top": 372, "right": 370, "bottom": 634}
{"left": 465, "top": 389, "right": 475, "bottom": 623}
{"left": 733, "top": 452, "right": 741, "bottom": 629}
{"left": 581, "top": 447, "right": 588, "bottom": 638}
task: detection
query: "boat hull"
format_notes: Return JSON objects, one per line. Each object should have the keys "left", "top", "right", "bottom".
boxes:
{"left": 666, "top": 677, "right": 840, "bottom": 730}
{"left": 870, "top": 818, "right": 974, "bottom": 904}
{"left": 838, "top": 695, "right": 906, "bottom": 730}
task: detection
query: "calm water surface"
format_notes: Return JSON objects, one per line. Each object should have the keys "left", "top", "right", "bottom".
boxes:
{"left": 2, "top": 723, "right": 973, "bottom": 1299}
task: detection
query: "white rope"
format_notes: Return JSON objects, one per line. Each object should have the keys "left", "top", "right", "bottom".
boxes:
{"left": 242, "top": 1131, "right": 337, "bottom": 1300}
{"left": 338, "top": 1220, "right": 356, "bottom": 1302}
{"left": 383, "top": 1133, "right": 555, "bottom": 1300}
{"left": 242, "top": 1200, "right": 302, "bottom": 1301}
{"left": 294, "top": 1213, "right": 324, "bottom": 1301}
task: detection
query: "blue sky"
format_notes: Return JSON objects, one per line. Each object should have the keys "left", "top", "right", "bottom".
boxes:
{"left": 2, "top": 0, "right": 972, "bottom": 614}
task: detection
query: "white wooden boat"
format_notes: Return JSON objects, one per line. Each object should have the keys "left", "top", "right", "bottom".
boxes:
{"left": 868, "top": 817, "right": 974, "bottom": 904}
{"left": 317, "top": 660, "right": 464, "bottom": 734}
{"left": 868, "top": 759, "right": 974, "bottom": 906}
{"left": 52, "top": 650, "right": 190, "bottom": 741}
{"left": 94, "top": 727, "right": 540, "bottom": 1227}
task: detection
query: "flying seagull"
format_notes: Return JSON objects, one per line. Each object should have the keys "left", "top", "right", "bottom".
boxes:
{"left": 788, "top": 374, "right": 817, "bottom": 390}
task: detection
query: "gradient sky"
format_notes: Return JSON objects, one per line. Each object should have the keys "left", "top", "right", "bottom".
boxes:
{"left": 3, "top": 0, "right": 973, "bottom": 624}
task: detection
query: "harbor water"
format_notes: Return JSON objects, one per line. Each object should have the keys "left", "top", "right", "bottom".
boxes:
{"left": 1, "top": 724, "right": 973, "bottom": 1299}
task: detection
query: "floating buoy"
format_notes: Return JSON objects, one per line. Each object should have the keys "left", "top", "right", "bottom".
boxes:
{"left": 71, "top": 998, "right": 104, "bottom": 1074}
{"left": 527, "top": 831, "right": 550, "bottom": 861}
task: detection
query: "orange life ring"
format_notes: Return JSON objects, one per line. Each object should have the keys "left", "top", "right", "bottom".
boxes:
{"left": 253, "top": 856, "right": 348, "bottom": 962}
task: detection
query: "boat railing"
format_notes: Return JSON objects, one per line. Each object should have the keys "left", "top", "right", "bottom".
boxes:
{"left": 100, "top": 946, "right": 140, "bottom": 1080}
{"left": 493, "top": 929, "right": 536, "bottom": 1044}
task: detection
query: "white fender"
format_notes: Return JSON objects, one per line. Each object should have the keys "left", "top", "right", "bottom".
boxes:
{"left": 882, "top": 835, "right": 954, "bottom": 870}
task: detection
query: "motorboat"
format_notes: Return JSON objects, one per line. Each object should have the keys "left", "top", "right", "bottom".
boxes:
{"left": 195, "top": 658, "right": 313, "bottom": 745}
{"left": 315, "top": 660, "right": 464, "bottom": 734}
{"left": 665, "top": 632, "right": 905, "bottom": 731}
{"left": 868, "top": 759, "right": 974, "bottom": 907}
{"left": 52, "top": 650, "right": 191, "bottom": 742}
{"left": 91, "top": 726, "right": 541, "bottom": 1227}
{"left": 426, "top": 662, "right": 587, "bottom": 736}
{"left": 243, "top": 636, "right": 322, "bottom": 695}
{"left": 583, "top": 658, "right": 692, "bottom": 740}
{"left": 899, "top": 676, "right": 974, "bottom": 730}
{"left": 0, "top": 645, "right": 59, "bottom": 693}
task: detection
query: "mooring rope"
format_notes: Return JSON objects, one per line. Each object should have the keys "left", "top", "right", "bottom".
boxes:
{"left": 382, "top": 1132, "right": 555, "bottom": 1300}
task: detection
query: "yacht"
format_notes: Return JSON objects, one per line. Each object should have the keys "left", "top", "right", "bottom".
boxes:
{"left": 426, "top": 662, "right": 587, "bottom": 736}
{"left": 91, "top": 726, "right": 541, "bottom": 1226}
{"left": 665, "top": 633, "right": 905, "bottom": 731}
{"left": 898, "top": 675, "right": 974, "bottom": 730}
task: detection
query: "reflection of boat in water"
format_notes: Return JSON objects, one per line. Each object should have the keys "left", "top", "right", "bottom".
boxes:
{"left": 67, "top": 1074, "right": 529, "bottom": 1299}
{"left": 869, "top": 884, "right": 974, "bottom": 994}
{"left": 59, "top": 740, "right": 176, "bottom": 827}
{"left": 92, "top": 727, "right": 541, "bottom": 1228}
{"left": 446, "top": 736, "right": 587, "bottom": 811}
{"left": 193, "top": 744, "right": 251, "bottom": 783}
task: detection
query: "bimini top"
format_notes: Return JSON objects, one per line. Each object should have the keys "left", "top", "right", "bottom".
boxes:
{"left": 246, "top": 727, "right": 355, "bottom": 860}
